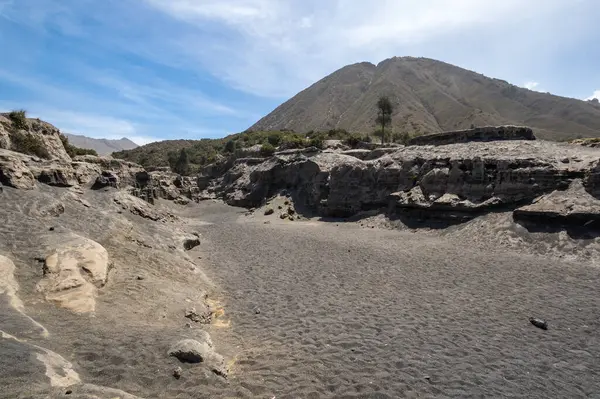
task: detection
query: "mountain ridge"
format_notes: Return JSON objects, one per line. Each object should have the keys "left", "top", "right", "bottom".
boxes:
{"left": 250, "top": 56, "right": 600, "bottom": 141}
{"left": 64, "top": 133, "right": 138, "bottom": 155}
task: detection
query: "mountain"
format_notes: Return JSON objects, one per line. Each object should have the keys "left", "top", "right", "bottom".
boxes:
{"left": 64, "top": 133, "right": 139, "bottom": 155}
{"left": 250, "top": 57, "right": 600, "bottom": 141}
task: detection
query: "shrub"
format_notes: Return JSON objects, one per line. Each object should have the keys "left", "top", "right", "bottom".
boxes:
{"left": 10, "top": 131, "right": 50, "bottom": 158}
{"left": 260, "top": 143, "right": 276, "bottom": 156}
{"left": 342, "top": 134, "right": 363, "bottom": 148}
{"left": 267, "top": 132, "right": 283, "bottom": 146}
{"left": 8, "top": 109, "right": 28, "bottom": 130}
{"left": 308, "top": 137, "right": 324, "bottom": 149}
{"left": 391, "top": 131, "right": 411, "bottom": 145}
{"left": 224, "top": 139, "right": 237, "bottom": 153}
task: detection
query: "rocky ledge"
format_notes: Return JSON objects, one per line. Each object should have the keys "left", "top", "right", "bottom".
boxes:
{"left": 199, "top": 136, "right": 600, "bottom": 227}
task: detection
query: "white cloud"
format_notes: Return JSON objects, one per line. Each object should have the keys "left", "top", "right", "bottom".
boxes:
{"left": 586, "top": 90, "right": 600, "bottom": 100}
{"left": 143, "top": 0, "right": 580, "bottom": 97}
{"left": 524, "top": 81, "right": 540, "bottom": 90}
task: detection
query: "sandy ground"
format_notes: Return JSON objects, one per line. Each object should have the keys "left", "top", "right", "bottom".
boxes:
{"left": 191, "top": 202, "right": 600, "bottom": 398}
{"left": 1, "top": 187, "right": 600, "bottom": 398}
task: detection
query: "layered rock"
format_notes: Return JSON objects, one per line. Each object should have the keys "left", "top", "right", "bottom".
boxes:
{"left": 408, "top": 126, "right": 535, "bottom": 146}
{"left": 513, "top": 180, "right": 600, "bottom": 227}
{"left": 200, "top": 140, "right": 600, "bottom": 220}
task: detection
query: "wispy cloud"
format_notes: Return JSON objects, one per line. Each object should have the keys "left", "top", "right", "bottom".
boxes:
{"left": 0, "top": 0, "right": 598, "bottom": 141}
{"left": 524, "top": 81, "right": 540, "bottom": 91}
{"left": 586, "top": 90, "right": 600, "bottom": 101}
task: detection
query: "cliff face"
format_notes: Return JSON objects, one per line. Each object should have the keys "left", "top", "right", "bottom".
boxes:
{"left": 0, "top": 113, "right": 71, "bottom": 162}
{"left": 199, "top": 130, "right": 600, "bottom": 226}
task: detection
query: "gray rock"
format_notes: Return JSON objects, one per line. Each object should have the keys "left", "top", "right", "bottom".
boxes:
{"left": 168, "top": 336, "right": 227, "bottom": 377}
{"left": 173, "top": 367, "right": 182, "bottom": 379}
{"left": 408, "top": 126, "right": 535, "bottom": 146}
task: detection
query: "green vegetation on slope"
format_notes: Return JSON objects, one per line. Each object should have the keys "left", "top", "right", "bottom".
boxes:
{"left": 113, "top": 128, "right": 417, "bottom": 175}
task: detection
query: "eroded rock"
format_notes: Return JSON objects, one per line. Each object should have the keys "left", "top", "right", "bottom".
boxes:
{"left": 37, "top": 235, "right": 110, "bottom": 313}
{"left": 168, "top": 334, "right": 227, "bottom": 376}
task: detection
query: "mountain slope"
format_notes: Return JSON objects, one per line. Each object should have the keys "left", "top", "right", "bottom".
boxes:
{"left": 250, "top": 57, "right": 600, "bottom": 141}
{"left": 64, "top": 133, "right": 138, "bottom": 155}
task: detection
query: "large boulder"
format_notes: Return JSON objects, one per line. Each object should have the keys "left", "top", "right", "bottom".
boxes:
{"left": 37, "top": 235, "right": 110, "bottom": 313}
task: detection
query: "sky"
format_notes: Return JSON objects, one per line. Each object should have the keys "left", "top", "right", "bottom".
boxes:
{"left": 0, "top": 0, "right": 599, "bottom": 145}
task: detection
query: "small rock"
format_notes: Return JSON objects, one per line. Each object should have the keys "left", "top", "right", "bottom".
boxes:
{"left": 173, "top": 367, "right": 182, "bottom": 379}
{"left": 183, "top": 238, "right": 200, "bottom": 251}
{"left": 168, "top": 336, "right": 227, "bottom": 377}
{"left": 49, "top": 226, "right": 55, "bottom": 231}
{"left": 529, "top": 317, "right": 548, "bottom": 330}
{"left": 136, "top": 275, "right": 144, "bottom": 280}
{"left": 264, "top": 221, "right": 271, "bottom": 224}
{"left": 65, "top": 389, "right": 72, "bottom": 395}
{"left": 264, "top": 208, "right": 274, "bottom": 215}
{"left": 254, "top": 307, "right": 261, "bottom": 315}
{"left": 278, "top": 205, "right": 282, "bottom": 209}
{"left": 284, "top": 200, "right": 290, "bottom": 205}
{"left": 280, "top": 213, "right": 289, "bottom": 220}
{"left": 287, "top": 207, "right": 295, "bottom": 215}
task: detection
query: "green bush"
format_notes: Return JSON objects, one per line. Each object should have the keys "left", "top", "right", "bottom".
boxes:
{"left": 308, "top": 137, "right": 324, "bottom": 149}
{"left": 8, "top": 110, "right": 28, "bottom": 130}
{"left": 267, "top": 132, "right": 283, "bottom": 146}
{"left": 260, "top": 143, "right": 276, "bottom": 156}
{"left": 11, "top": 131, "right": 50, "bottom": 158}
{"left": 342, "top": 134, "right": 363, "bottom": 148}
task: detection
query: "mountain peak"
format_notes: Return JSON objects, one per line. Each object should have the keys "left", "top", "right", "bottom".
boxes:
{"left": 249, "top": 58, "right": 600, "bottom": 141}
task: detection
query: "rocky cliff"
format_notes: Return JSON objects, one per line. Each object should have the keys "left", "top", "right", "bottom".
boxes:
{"left": 198, "top": 128, "right": 600, "bottom": 228}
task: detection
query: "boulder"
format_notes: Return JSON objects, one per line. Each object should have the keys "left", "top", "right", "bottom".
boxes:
{"left": 0, "top": 149, "right": 36, "bottom": 189}
{"left": 91, "top": 171, "right": 119, "bottom": 190}
{"left": 37, "top": 235, "right": 110, "bottom": 313}
{"left": 168, "top": 335, "right": 227, "bottom": 376}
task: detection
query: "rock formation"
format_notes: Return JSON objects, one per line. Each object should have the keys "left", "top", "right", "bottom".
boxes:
{"left": 37, "top": 234, "right": 110, "bottom": 313}
{"left": 198, "top": 129, "right": 600, "bottom": 225}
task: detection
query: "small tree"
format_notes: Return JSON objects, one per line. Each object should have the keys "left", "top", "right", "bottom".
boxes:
{"left": 173, "top": 148, "right": 190, "bottom": 175}
{"left": 375, "top": 96, "right": 393, "bottom": 145}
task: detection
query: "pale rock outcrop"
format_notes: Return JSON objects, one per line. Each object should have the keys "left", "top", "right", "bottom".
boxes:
{"left": 113, "top": 191, "right": 177, "bottom": 222}
{"left": 168, "top": 333, "right": 227, "bottom": 377}
{"left": 37, "top": 235, "right": 110, "bottom": 313}
{"left": 514, "top": 179, "right": 600, "bottom": 226}
{"left": 0, "top": 114, "right": 71, "bottom": 161}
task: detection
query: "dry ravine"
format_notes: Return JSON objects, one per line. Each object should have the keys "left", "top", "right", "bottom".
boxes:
{"left": 1, "top": 116, "right": 599, "bottom": 398}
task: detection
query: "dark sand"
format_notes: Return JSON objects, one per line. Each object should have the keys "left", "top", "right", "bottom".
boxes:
{"left": 1, "top": 189, "right": 600, "bottom": 398}
{"left": 192, "top": 202, "right": 600, "bottom": 398}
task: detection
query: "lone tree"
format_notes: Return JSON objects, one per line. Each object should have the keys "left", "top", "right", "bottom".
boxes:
{"left": 173, "top": 148, "right": 190, "bottom": 175}
{"left": 375, "top": 96, "right": 393, "bottom": 145}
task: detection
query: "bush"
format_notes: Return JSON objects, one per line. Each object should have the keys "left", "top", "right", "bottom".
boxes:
{"left": 308, "top": 137, "right": 324, "bottom": 149}
{"left": 342, "top": 134, "right": 363, "bottom": 148}
{"left": 391, "top": 131, "right": 411, "bottom": 145}
{"left": 267, "top": 132, "right": 283, "bottom": 146}
{"left": 8, "top": 109, "right": 28, "bottom": 130}
{"left": 260, "top": 143, "right": 276, "bottom": 156}
{"left": 224, "top": 139, "right": 237, "bottom": 153}
{"left": 10, "top": 131, "right": 50, "bottom": 158}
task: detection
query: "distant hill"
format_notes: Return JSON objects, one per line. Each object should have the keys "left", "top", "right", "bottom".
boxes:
{"left": 250, "top": 57, "right": 600, "bottom": 141}
{"left": 64, "top": 133, "right": 138, "bottom": 155}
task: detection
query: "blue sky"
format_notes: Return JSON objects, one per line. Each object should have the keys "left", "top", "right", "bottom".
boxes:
{"left": 0, "top": 0, "right": 599, "bottom": 145}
